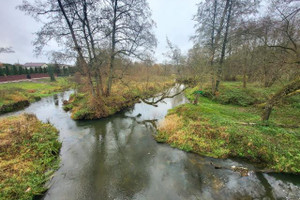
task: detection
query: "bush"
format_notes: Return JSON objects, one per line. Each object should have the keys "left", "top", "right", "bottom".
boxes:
{"left": 186, "top": 82, "right": 266, "bottom": 107}
{"left": 217, "top": 89, "right": 257, "bottom": 106}
{"left": 0, "top": 67, "right": 4, "bottom": 76}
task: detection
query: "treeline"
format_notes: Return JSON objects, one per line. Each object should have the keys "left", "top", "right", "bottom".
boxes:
{"left": 0, "top": 64, "right": 47, "bottom": 76}
{"left": 0, "top": 63, "right": 75, "bottom": 76}
{"left": 49, "top": 64, "right": 76, "bottom": 77}
{"left": 164, "top": 0, "right": 299, "bottom": 121}
{"left": 170, "top": 0, "right": 299, "bottom": 88}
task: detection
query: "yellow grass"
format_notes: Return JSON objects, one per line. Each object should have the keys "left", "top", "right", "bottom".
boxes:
{"left": 0, "top": 114, "right": 61, "bottom": 200}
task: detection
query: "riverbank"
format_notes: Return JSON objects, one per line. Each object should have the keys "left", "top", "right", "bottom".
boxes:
{"left": 2, "top": 82, "right": 298, "bottom": 199}
{"left": 0, "top": 114, "right": 61, "bottom": 200}
{"left": 156, "top": 82, "right": 300, "bottom": 173}
{"left": 0, "top": 78, "right": 72, "bottom": 114}
{"left": 64, "top": 77, "right": 174, "bottom": 120}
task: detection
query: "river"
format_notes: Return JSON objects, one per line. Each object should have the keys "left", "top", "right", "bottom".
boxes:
{"left": 3, "top": 85, "right": 300, "bottom": 200}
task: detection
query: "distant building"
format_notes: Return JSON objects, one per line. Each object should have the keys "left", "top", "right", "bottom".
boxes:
{"left": 50, "top": 63, "right": 74, "bottom": 69}
{"left": 23, "top": 63, "right": 48, "bottom": 70}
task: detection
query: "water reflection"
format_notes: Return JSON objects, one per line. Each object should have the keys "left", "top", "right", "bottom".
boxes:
{"left": 53, "top": 94, "right": 59, "bottom": 106}
{"left": 127, "top": 84, "right": 188, "bottom": 122}
{"left": 1, "top": 87, "right": 299, "bottom": 200}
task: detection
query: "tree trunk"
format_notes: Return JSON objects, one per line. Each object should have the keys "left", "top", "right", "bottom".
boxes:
{"left": 211, "top": 71, "right": 215, "bottom": 94}
{"left": 262, "top": 79, "right": 300, "bottom": 121}
{"left": 215, "top": 0, "right": 232, "bottom": 93}
{"left": 95, "top": 69, "right": 104, "bottom": 97}
{"left": 243, "top": 71, "right": 247, "bottom": 88}
{"left": 264, "top": 67, "right": 269, "bottom": 88}
{"left": 193, "top": 93, "right": 200, "bottom": 105}
{"left": 106, "top": 0, "right": 118, "bottom": 96}
{"left": 210, "top": 0, "right": 230, "bottom": 94}
{"left": 57, "top": 0, "right": 95, "bottom": 96}
{"left": 210, "top": 0, "right": 217, "bottom": 94}
{"left": 106, "top": 56, "right": 115, "bottom": 96}
{"left": 243, "top": 51, "right": 248, "bottom": 88}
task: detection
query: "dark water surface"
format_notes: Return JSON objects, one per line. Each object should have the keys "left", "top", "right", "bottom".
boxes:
{"left": 3, "top": 85, "right": 300, "bottom": 200}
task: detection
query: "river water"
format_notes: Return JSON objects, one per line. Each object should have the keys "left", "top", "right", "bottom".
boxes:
{"left": 3, "top": 85, "right": 300, "bottom": 200}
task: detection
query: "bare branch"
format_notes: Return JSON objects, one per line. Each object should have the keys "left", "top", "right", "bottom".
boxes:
{"left": 0, "top": 47, "right": 15, "bottom": 54}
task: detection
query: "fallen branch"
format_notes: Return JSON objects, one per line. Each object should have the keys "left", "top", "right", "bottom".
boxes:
{"left": 141, "top": 86, "right": 187, "bottom": 106}
{"left": 236, "top": 122, "right": 299, "bottom": 128}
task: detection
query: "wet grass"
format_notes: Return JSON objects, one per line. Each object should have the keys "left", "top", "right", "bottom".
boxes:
{"left": 64, "top": 77, "right": 174, "bottom": 120}
{"left": 0, "top": 78, "right": 72, "bottom": 114}
{"left": 0, "top": 114, "right": 61, "bottom": 200}
{"left": 157, "top": 82, "right": 300, "bottom": 173}
{"left": 199, "top": 81, "right": 293, "bottom": 106}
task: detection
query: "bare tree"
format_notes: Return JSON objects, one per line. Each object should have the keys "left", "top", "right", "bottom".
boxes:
{"left": 193, "top": 0, "right": 260, "bottom": 94}
{"left": 260, "top": 0, "right": 300, "bottom": 120}
{"left": 101, "top": 0, "right": 157, "bottom": 96}
{"left": 18, "top": 0, "right": 105, "bottom": 96}
{"left": 193, "top": 0, "right": 230, "bottom": 93}
{"left": 18, "top": 0, "right": 156, "bottom": 97}
{"left": 266, "top": 0, "right": 300, "bottom": 64}
{"left": 186, "top": 44, "right": 210, "bottom": 81}
{"left": 222, "top": 0, "right": 299, "bottom": 120}
{"left": 215, "top": 0, "right": 233, "bottom": 92}
{"left": 164, "top": 37, "right": 185, "bottom": 78}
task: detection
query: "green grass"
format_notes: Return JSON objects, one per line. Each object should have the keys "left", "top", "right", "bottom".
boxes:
{"left": 0, "top": 114, "right": 61, "bottom": 200}
{"left": 200, "top": 81, "right": 287, "bottom": 106}
{"left": 157, "top": 83, "right": 300, "bottom": 173}
{"left": 0, "top": 77, "right": 69, "bottom": 90}
{"left": 0, "top": 78, "right": 72, "bottom": 113}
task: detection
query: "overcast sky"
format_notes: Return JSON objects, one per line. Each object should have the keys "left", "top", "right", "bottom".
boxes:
{"left": 0, "top": 0, "right": 199, "bottom": 64}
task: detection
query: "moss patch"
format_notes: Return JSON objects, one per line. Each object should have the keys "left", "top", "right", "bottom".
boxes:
{"left": 0, "top": 114, "right": 61, "bottom": 200}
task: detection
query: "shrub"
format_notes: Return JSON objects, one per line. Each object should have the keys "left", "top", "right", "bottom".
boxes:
{"left": 217, "top": 89, "right": 257, "bottom": 106}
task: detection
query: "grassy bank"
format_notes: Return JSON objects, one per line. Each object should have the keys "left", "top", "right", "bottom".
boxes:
{"left": 197, "top": 81, "right": 300, "bottom": 107}
{"left": 0, "top": 114, "right": 61, "bottom": 200}
{"left": 0, "top": 78, "right": 72, "bottom": 114}
{"left": 157, "top": 82, "right": 300, "bottom": 173}
{"left": 64, "top": 76, "right": 174, "bottom": 120}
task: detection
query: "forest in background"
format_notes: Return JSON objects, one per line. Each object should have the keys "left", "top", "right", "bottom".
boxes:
{"left": 14, "top": 0, "right": 299, "bottom": 122}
